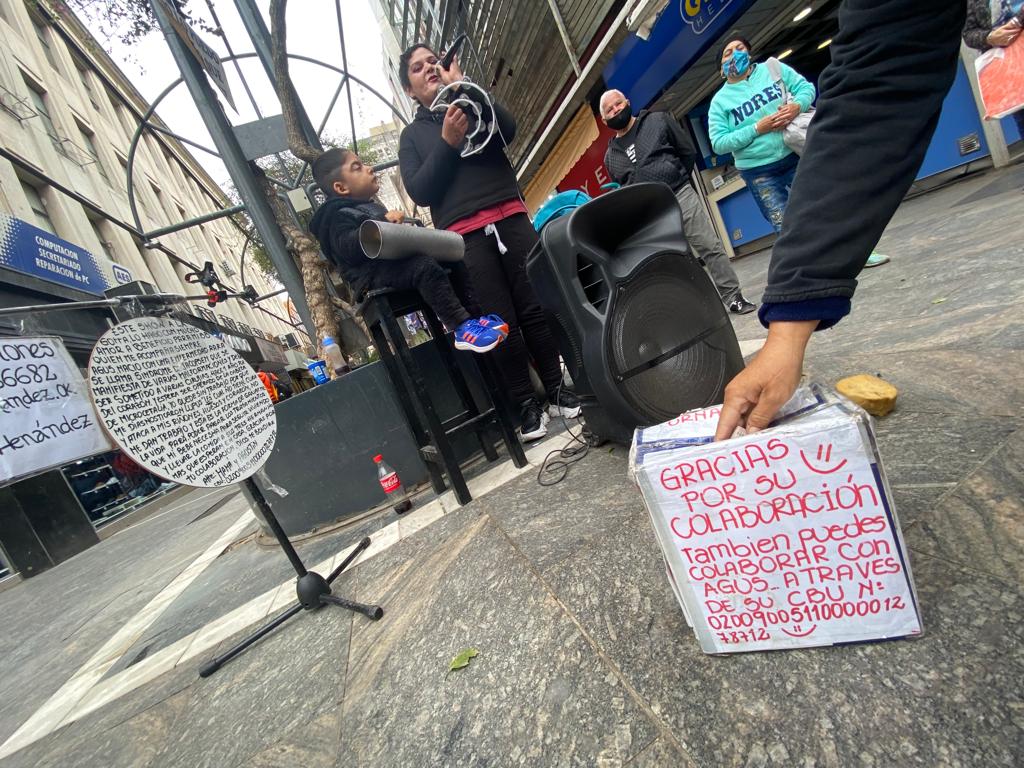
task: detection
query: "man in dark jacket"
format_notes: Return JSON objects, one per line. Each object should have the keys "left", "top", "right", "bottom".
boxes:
{"left": 398, "top": 43, "right": 580, "bottom": 442}
{"left": 601, "top": 90, "right": 755, "bottom": 315}
{"left": 715, "top": 0, "right": 967, "bottom": 439}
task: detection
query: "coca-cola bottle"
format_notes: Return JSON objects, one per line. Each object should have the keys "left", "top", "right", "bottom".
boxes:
{"left": 374, "top": 454, "right": 412, "bottom": 514}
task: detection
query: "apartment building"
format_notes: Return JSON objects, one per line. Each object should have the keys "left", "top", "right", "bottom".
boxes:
{"left": 0, "top": 0, "right": 307, "bottom": 367}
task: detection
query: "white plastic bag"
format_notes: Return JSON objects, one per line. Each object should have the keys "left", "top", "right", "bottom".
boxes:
{"left": 766, "top": 57, "right": 815, "bottom": 155}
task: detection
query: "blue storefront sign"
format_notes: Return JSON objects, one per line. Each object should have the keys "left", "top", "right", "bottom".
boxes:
{"left": 0, "top": 212, "right": 132, "bottom": 296}
{"left": 604, "top": 0, "right": 757, "bottom": 110}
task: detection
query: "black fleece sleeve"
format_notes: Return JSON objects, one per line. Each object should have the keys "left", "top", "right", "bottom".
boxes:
{"left": 398, "top": 126, "right": 462, "bottom": 207}
{"left": 759, "top": 0, "right": 966, "bottom": 328}
{"left": 328, "top": 213, "right": 370, "bottom": 270}
{"left": 492, "top": 100, "right": 516, "bottom": 144}
{"left": 663, "top": 112, "right": 696, "bottom": 175}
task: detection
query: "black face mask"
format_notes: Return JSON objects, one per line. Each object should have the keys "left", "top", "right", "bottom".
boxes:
{"left": 606, "top": 106, "right": 632, "bottom": 131}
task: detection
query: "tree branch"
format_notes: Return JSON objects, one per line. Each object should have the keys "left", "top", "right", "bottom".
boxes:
{"left": 268, "top": 0, "right": 321, "bottom": 164}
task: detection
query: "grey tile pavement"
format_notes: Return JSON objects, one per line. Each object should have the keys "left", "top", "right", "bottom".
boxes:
{"left": 0, "top": 163, "right": 1022, "bottom": 767}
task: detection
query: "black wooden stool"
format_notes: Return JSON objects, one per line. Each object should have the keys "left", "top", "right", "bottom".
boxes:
{"left": 359, "top": 288, "right": 527, "bottom": 505}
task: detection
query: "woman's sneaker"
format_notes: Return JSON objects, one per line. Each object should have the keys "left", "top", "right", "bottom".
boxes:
{"left": 547, "top": 388, "right": 581, "bottom": 419}
{"left": 519, "top": 399, "right": 549, "bottom": 442}
{"left": 454, "top": 319, "right": 504, "bottom": 353}
{"left": 477, "top": 314, "right": 509, "bottom": 337}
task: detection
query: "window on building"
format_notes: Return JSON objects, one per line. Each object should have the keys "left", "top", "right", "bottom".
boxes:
{"left": 73, "top": 59, "right": 100, "bottom": 110}
{"left": 30, "top": 15, "right": 60, "bottom": 72}
{"left": 21, "top": 179, "right": 56, "bottom": 233}
{"left": 76, "top": 119, "right": 110, "bottom": 184}
{"left": 149, "top": 180, "right": 165, "bottom": 211}
{"left": 115, "top": 151, "right": 129, "bottom": 173}
{"left": 22, "top": 73, "right": 58, "bottom": 141}
{"left": 88, "top": 217, "right": 116, "bottom": 261}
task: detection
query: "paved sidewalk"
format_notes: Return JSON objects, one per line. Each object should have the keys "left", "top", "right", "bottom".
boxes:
{"left": 0, "top": 164, "right": 1021, "bottom": 767}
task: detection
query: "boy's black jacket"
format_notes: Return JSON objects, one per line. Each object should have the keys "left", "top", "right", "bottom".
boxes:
{"left": 308, "top": 197, "right": 387, "bottom": 295}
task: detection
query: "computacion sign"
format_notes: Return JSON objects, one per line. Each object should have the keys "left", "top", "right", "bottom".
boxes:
{"left": 0, "top": 213, "right": 133, "bottom": 296}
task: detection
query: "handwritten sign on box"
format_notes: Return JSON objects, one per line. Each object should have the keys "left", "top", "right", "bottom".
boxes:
{"left": 88, "top": 317, "right": 276, "bottom": 488}
{"left": 0, "top": 336, "right": 111, "bottom": 485}
{"left": 635, "top": 403, "right": 921, "bottom": 653}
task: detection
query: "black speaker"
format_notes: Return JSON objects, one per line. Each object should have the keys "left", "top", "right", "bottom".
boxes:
{"left": 526, "top": 183, "right": 744, "bottom": 444}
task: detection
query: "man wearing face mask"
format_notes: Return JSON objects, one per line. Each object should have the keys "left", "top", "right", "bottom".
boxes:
{"left": 601, "top": 90, "right": 756, "bottom": 315}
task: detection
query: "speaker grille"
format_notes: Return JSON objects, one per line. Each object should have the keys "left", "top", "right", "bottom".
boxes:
{"left": 609, "top": 255, "right": 733, "bottom": 422}
{"left": 576, "top": 255, "right": 609, "bottom": 312}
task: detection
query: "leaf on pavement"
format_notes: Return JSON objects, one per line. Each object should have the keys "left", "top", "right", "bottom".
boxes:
{"left": 449, "top": 647, "right": 479, "bottom": 671}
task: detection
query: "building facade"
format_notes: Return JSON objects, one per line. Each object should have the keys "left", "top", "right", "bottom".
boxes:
{"left": 363, "top": 120, "right": 422, "bottom": 220}
{"left": 0, "top": 0, "right": 306, "bottom": 359}
{"left": 0, "top": 0, "right": 308, "bottom": 567}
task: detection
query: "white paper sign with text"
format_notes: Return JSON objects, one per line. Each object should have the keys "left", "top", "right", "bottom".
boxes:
{"left": 88, "top": 317, "right": 276, "bottom": 488}
{"left": 0, "top": 336, "right": 111, "bottom": 485}
{"left": 636, "top": 407, "right": 921, "bottom": 653}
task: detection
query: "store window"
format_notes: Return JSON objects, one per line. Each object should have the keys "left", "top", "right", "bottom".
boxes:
{"left": 64, "top": 451, "right": 175, "bottom": 528}
{"left": 20, "top": 179, "right": 56, "bottom": 233}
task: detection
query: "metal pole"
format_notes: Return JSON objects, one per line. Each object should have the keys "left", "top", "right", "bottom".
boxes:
{"left": 336, "top": 3, "right": 361, "bottom": 154}
{"left": 960, "top": 42, "right": 1010, "bottom": 168}
{"left": 144, "top": 203, "right": 247, "bottom": 240}
{"left": 149, "top": 0, "right": 316, "bottom": 338}
{"left": 232, "top": 0, "right": 323, "bottom": 153}
{"left": 545, "top": 0, "right": 582, "bottom": 76}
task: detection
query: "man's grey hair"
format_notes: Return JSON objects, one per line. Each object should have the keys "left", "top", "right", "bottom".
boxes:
{"left": 599, "top": 89, "right": 626, "bottom": 115}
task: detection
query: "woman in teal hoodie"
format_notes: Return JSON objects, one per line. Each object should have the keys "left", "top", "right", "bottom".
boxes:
{"left": 708, "top": 35, "right": 815, "bottom": 232}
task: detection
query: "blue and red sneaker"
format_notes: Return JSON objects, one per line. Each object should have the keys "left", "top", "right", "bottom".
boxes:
{"left": 476, "top": 314, "right": 509, "bottom": 337}
{"left": 454, "top": 318, "right": 505, "bottom": 353}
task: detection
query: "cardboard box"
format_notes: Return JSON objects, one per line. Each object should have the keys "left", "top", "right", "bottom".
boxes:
{"left": 631, "top": 388, "right": 922, "bottom": 653}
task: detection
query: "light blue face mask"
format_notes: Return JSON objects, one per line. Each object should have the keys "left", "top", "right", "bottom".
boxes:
{"left": 722, "top": 49, "right": 751, "bottom": 78}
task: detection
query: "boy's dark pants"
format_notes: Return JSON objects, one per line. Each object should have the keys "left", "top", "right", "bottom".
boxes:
{"left": 364, "top": 255, "right": 479, "bottom": 330}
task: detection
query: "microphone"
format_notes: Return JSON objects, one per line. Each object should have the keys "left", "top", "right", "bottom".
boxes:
{"left": 439, "top": 34, "right": 467, "bottom": 71}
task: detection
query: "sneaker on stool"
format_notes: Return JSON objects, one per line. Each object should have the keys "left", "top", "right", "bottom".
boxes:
{"left": 547, "top": 388, "right": 581, "bottom": 419}
{"left": 519, "top": 398, "right": 549, "bottom": 442}
{"left": 477, "top": 314, "right": 509, "bottom": 337}
{"left": 727, "top": 295, "right": 757, "bottom": 315}
{"left": 454, "top": 318, "right": 504, "bottom": 353}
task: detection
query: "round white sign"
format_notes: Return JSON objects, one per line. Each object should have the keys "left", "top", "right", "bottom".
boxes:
{"left": 88, "top": 317, "right": 277, "bottom": 488}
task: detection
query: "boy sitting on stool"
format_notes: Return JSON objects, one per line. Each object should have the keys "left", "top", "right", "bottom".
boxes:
{"left": 309, "top": 148, "right": 508, "bottom": 353}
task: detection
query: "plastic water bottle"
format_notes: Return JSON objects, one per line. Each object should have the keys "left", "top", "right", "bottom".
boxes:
{"left": 321, "top": 336, "right": 348, "bottom": 376}
{"left": 374, "top": 454, "right": 412, "bottom": 514}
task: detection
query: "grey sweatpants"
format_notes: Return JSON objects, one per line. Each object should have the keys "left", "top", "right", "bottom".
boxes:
{"left": 674, "top": 184, "right": 741, "bottom": 303}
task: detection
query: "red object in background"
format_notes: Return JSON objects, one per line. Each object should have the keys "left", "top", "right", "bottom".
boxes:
{"left": 557, "top": 120, "right": 618, "bottom": 198}
{"left": 976, "top": 35, "right": 1024, "bottom": 119}
{"left": 374, "top": 454, "right": 412, "bottom": 515}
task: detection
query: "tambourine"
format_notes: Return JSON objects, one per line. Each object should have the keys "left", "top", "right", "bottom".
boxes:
{"left": 430, "top": 80, "right": 498, "bottom": 158}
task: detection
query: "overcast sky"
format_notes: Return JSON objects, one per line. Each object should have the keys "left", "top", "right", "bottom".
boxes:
{"left": 79, "top": 0, "right": 399, "bottom": 188}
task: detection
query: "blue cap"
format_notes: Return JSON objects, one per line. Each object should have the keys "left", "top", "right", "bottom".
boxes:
{"left": 322, "top": 336, "right": 335, "bottom": 346}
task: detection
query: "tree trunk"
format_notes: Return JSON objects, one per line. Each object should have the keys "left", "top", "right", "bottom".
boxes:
{"left": 268, "top": 0, "right": 320, "bottom": 164}
{"left": 252, "top": 165, "right": 344, "bottom": 363}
